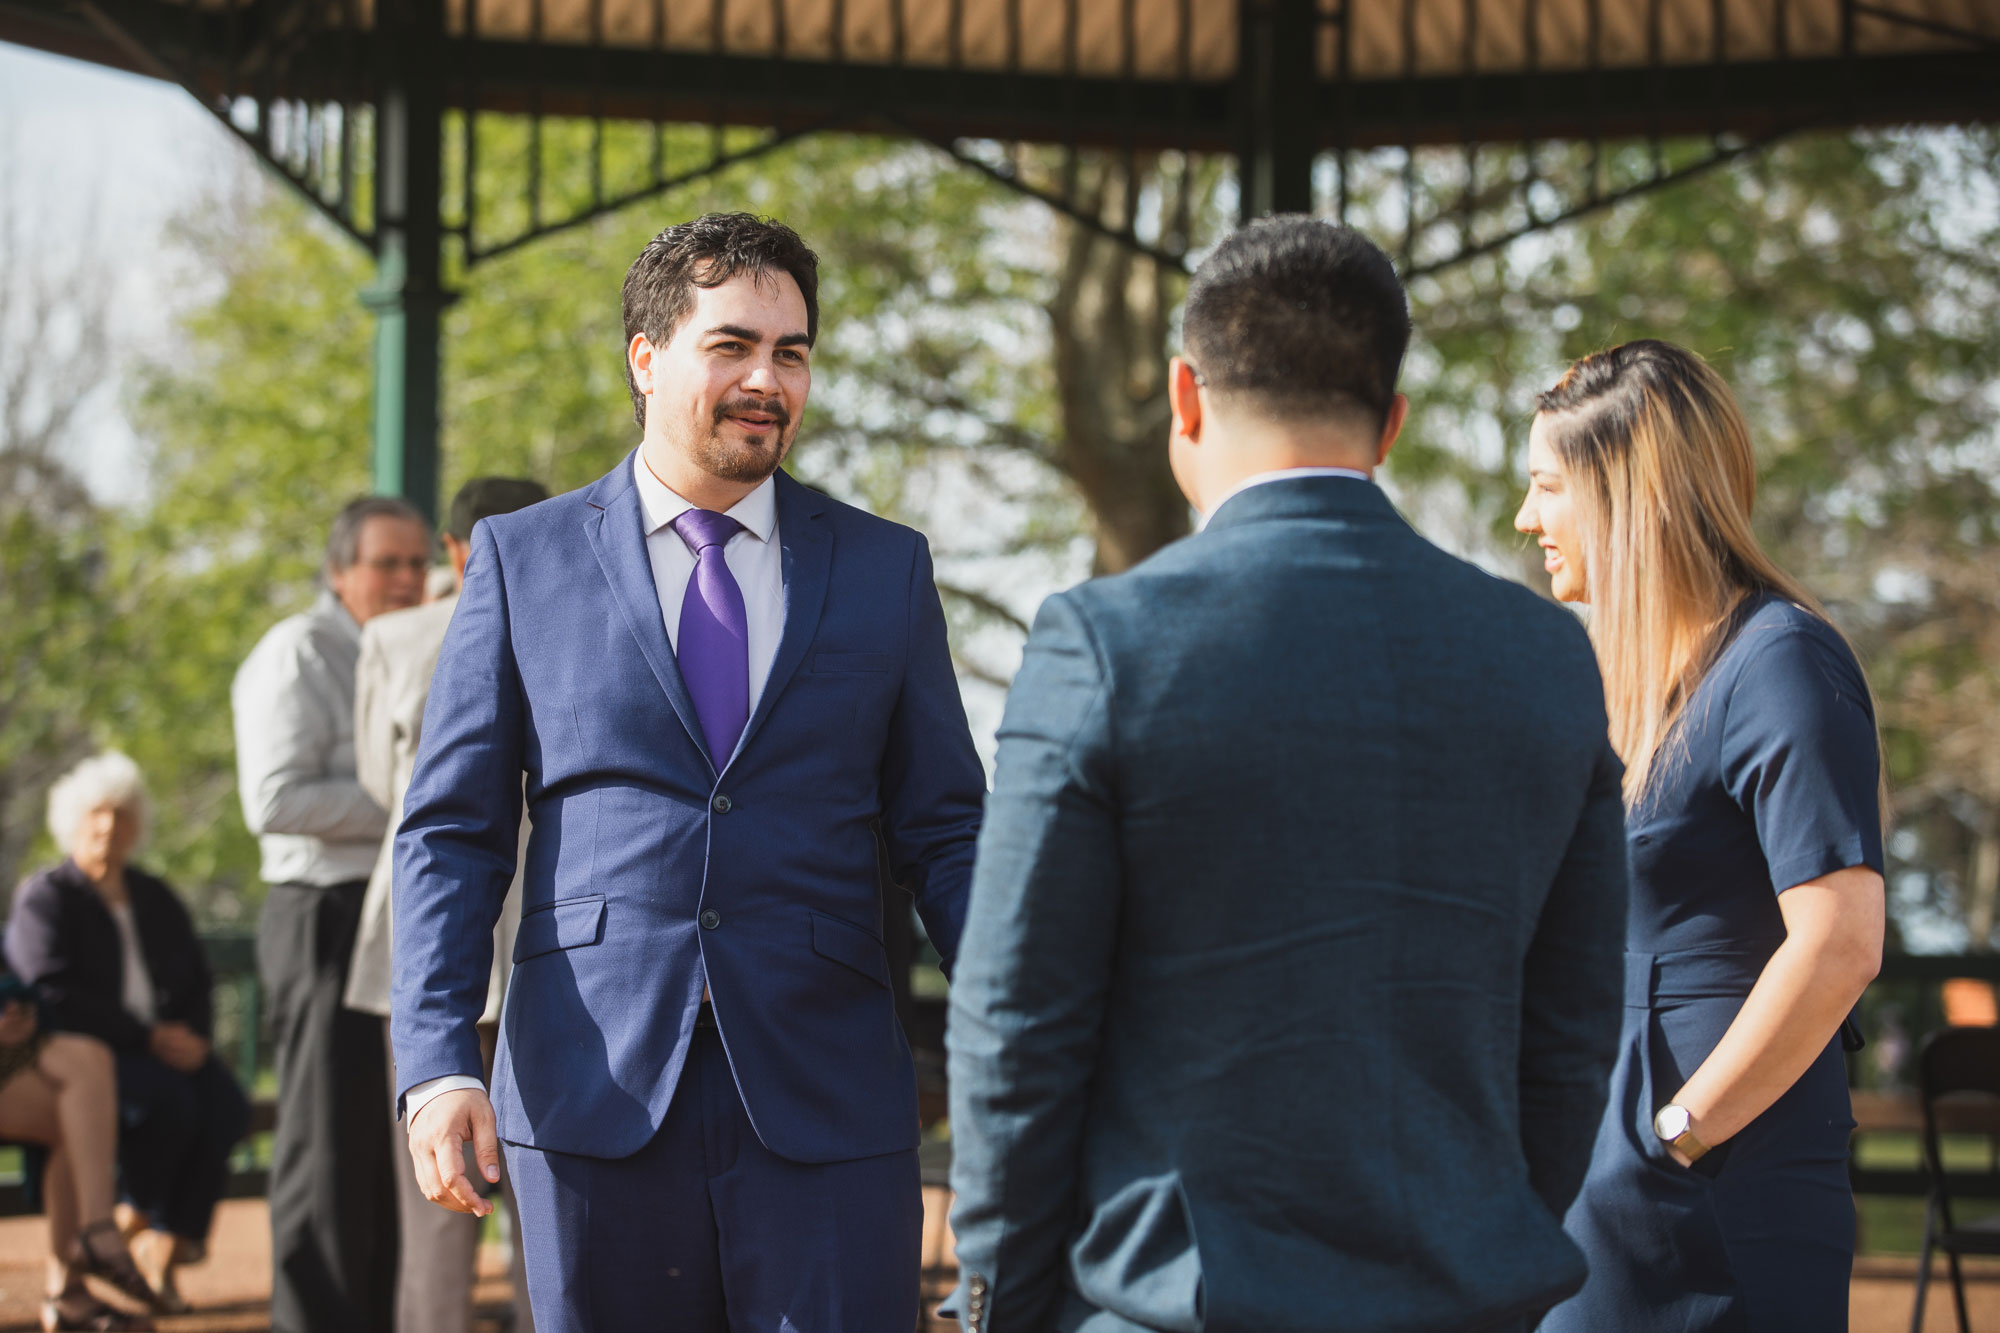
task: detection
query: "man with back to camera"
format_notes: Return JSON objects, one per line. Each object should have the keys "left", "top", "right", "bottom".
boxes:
{"left": 348, "top": 476, "right": 549, "bottom": 1333}
{"left": 944, "top": 217, "right": 1630, "bottom": 1332}
{"left": 233, "top": 496, "right": 431, "bottom": 1333}
{"left": 389, "top": 213, "right": 986, "bottom": 1331}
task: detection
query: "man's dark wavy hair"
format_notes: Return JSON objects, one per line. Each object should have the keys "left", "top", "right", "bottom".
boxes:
{"left": 1181, "top": 216, "right": 1409, "bottom": 432}
{"left": 620, "top": 213, "right": 821, "bottom": 429}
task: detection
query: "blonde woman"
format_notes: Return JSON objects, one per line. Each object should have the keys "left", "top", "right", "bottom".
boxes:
{"left": 1517, "top": 339, "right": 1884, "bottom": 1329}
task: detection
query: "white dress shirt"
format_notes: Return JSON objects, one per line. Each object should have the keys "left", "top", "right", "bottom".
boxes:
{"left": 1200, "top": 466, "right": 1375, "bottom": 529}
{"left": 404, "top": 455, "right": 789, "bottom": 1125}
{"left": 632, "top": 451, "right": 788, "bottom": 733}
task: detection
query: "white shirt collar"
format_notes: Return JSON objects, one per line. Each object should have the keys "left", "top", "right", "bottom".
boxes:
{"left": 1200, "top": 466, "right": 1374, "bottom": 530}
{"left": 633, "top": 450, "right": 779, "bottom": 545}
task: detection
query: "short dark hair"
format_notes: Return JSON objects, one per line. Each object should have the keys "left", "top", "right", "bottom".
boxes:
{"left": 620, "top": 213, "right": 821, "bottom": 429}
{"left": 326, "top": 496, "right": 429, "bottom": 574}
{"left": 447, "top": 476, "right": 550, "bottom": 539}
{"left": 1181, "top": 217, "right": 1410, "bottom": 430}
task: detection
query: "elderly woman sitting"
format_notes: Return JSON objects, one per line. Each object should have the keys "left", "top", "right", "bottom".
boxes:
{"left": 7, "top": 753, "right": 250, "bottom": 1316}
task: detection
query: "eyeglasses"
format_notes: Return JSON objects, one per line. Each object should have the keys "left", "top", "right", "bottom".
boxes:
{"left": 359, "top": 556, "right": 432, "bottom": 575}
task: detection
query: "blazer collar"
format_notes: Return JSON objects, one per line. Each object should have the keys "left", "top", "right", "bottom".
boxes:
{"left": 1202, "top": 473, "right": 1406, "bottom": 534}
{"left": 583, "top": 451, "right": 712, "bottom": 773}
{"left": 582, "top": 452, "right": 638, "bottom": 512}
{"left": 730, "top": 471, "right": 831, "bottom": 775}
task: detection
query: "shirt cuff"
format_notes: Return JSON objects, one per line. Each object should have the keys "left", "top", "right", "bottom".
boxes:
{"left": 404, "top": 1074, "right": 486, "bottom": 1125}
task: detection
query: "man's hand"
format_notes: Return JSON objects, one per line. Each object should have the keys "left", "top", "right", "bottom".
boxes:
{"left": 149, "top": 1022, "right": 210, "bottom": 1073}
{"left": 408, "top": 1088, "right": 501, "bottom": 1217}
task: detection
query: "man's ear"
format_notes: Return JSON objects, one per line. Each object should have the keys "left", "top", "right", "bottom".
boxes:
{"left": 1169, "top": 357, "right": 1204, "bottom": 446}
{"left": 1375, "top": 393, "right": 1410, "bottom": 467}
{"left": 629, "top": 333, "right": 656, "bottom": 398}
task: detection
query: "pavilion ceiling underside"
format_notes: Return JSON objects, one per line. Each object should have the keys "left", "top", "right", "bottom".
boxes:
{"left": 3, "top": 0, "right": 1984, "bottom": 157}
{"left": 153, "top": 0, "right": 1995, "bottom": 75}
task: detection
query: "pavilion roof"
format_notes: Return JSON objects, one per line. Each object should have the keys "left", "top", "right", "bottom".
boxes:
{"left": 5, "top": 0, "right": 1994, "bottom": 151}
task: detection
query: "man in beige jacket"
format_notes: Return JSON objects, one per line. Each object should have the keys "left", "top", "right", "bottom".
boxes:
{"left": 348, "top": 477, "right": 548, "bottom": 1333}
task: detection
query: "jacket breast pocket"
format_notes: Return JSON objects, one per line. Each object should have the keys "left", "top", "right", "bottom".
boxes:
{"left": 811, "top": 651, "right": 890, "bottom": 674}
{"left": 513, "top": 895, "right": 606, "bottom": 964}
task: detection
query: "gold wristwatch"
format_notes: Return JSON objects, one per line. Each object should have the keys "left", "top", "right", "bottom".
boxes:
{"left": 1653, "top": 1103, "right": 1709, "bottom": 1164}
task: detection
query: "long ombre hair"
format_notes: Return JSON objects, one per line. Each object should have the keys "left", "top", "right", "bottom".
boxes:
{"left": 1536, "top": 339, "right": 1877, "bottom": 804}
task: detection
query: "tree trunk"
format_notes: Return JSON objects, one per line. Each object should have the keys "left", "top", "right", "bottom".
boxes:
{"left": 1047, "top": 160, "right": 1192, "bottom": 575}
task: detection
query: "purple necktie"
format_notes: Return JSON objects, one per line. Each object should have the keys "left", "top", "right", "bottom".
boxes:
{"left": 670, "top": 509, "right": 750, "bottom": 765}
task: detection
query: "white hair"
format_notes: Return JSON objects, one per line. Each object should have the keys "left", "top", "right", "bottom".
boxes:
{"left": 46, "top": 752, "right": 150, "bottom": 852}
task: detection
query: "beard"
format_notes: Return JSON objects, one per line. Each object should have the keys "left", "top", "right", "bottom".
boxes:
{"left": 688, "top": 397, "right": 796, "bottom": 484}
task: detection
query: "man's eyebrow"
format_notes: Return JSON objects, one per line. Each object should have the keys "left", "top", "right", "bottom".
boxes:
{"left": 702, "top": 324, "right": 812, "bottom": 348}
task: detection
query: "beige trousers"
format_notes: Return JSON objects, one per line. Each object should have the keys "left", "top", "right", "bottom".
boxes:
{"left": 386, "top": 1022, "right": 534, "bottom": 1333}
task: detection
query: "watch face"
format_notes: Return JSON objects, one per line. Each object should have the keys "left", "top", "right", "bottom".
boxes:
{"left": 1654, "top": 1104, "right": 1690, "bottom": 1141}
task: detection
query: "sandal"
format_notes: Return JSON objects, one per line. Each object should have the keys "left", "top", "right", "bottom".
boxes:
{"left": 128, "top": 1230, "right": 192, "bottom": 1313}
{"left": 67, "top": 1220, "right": 161, "bottom": 1311}
{"left": 39, "top": 1291, "right": 155, "bottom": 1332}
{"left": 149, "top": 1268, "right": 190, "bottom": 1316}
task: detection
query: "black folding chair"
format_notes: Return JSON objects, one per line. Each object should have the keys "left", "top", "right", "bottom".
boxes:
{"left": 1912, "top": 1026, "right": 2000, "bottom": 1333}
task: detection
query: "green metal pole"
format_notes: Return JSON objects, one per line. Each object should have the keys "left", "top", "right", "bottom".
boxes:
{"left": 1237, "top": 0, "right": 1319, "bottom": 222}
{"left": 365, "top": 0, "right": 447, "bottom": 523}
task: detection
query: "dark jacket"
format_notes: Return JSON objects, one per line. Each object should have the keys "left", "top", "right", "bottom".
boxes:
{"left": 945, "top": 477, "right": 1629, "bottom": 1333}
{"left": 6, "top": 859, "right": 213, "bottom": 1052}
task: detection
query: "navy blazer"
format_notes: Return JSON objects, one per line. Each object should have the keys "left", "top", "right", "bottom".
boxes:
{"left": 7, "top": 860, "right": 214, "bottom": 1052}
{"left": 392, "top": 458, "right": 985, "bottom": 1162}
{"left": 946, "top": 477, "right": 1628, "bottom": 1332}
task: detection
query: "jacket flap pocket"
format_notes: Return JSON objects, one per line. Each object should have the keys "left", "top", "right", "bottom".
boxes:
{"left": 812, "top": 651, "right": 890, "bottom": 674}
{"left": 513, "top": 896, "right": 606, "bottom": 963}
{"left": 809, "top": 912, "right": 890, "bottom": 987}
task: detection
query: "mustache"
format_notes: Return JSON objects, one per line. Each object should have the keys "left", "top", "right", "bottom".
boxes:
{"left": 713, "top": 398, "right": 791, "bottom": 430}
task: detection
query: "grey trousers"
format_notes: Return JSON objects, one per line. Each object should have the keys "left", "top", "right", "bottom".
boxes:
{"left": 258, "top": 880, "right": 398, "bottom": 1333}
{"left": 387, "top": 1021, "right": 534, "bottom": 1333}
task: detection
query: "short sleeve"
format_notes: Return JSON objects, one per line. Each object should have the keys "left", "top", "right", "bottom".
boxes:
{"left": 1719, "top": 624, "right": 1885, "bottom": 894}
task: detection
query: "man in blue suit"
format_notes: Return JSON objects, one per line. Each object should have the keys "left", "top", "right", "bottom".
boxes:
{"left": 391, "top": 213, "right": 985, "bottom": 1331}
{"left": 945, "top": 219, "right": 1628, "bottom": 1332}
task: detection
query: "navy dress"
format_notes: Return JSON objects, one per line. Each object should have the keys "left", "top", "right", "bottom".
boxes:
{"left": 1542, "top": 594, "right": 1883, "bottom": 1332}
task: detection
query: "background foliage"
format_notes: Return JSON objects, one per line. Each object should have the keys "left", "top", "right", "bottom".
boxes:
{"left": 3, "top": 123, "right": 1996, "bottom": 951}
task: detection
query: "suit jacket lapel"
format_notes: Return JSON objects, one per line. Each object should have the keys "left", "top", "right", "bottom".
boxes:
{"left": 582, "top": 456, "right": 713, "bottom": 773}
{"left": 728, "top": 471, "right": 830, "bottom": 773}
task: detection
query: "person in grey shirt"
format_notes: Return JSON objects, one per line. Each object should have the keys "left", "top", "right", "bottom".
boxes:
{"left": 232, "top": 495, "right": 431, "bottom": 1333}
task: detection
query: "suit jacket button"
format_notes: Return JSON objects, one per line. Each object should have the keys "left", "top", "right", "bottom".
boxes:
{"left": 711, "top": 793, "right": 732, "bottom": 814}
{"left": 699, "top": 909, "right": 722, "bottom": 930}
